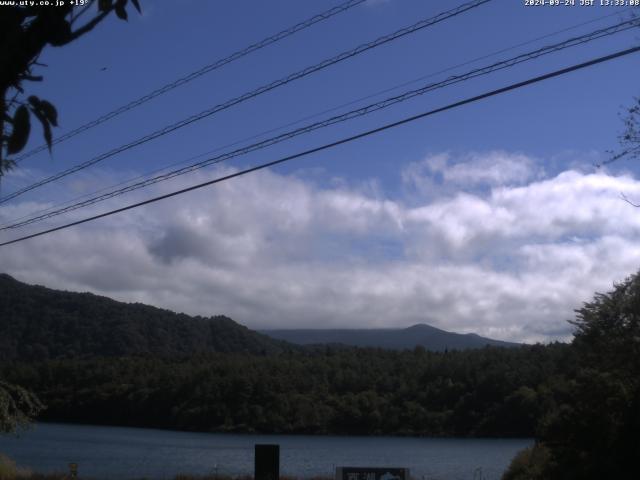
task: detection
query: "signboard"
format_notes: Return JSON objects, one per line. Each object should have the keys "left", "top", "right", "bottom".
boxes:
{"left": 336, "top": 467, "right": 409, "bottom": 480}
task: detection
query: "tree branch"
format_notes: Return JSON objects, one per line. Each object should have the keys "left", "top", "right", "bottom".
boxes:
{"left": 68, "top": 6, "right": 112, "bottom": 42}
{"left": 598, "top": 145, "right": 640, "bottom": 167}
{"left": 620, "top": 192, "right": 640, "bottom": 208}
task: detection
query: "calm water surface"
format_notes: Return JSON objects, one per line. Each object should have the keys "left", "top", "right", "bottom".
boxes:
{"left": 0, "top": 423, "right": 531, "bottom": 480}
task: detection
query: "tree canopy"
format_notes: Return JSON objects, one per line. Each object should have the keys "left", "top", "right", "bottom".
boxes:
{"left": 506, "top": 270, "right": 640, "bottom": 480}
{"left": 610, "top": 97, "right": 640, "bottom": 165}
{"left": 0, "top": 381, "right": 43, "bottom": 434}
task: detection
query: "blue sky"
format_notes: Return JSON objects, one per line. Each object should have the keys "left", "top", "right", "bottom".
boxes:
{"left": 1, "top": 0, "right": 639, "bottom": 342}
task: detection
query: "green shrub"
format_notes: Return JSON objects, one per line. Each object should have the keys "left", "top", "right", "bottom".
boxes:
{"left": 0, "top": 454, "right": 18, "bottom": 480}
{"left": 502, "top": 444, "right": 551, "bottom": 480}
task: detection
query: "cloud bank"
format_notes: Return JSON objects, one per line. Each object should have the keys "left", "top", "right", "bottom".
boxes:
{"left": 2, "top": 151, "right": 639, "bottom": 343}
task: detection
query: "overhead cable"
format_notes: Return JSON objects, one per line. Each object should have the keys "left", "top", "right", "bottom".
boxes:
{"left": 13, "top": 0, "right": 368, "bottom": 162}
{"left": 3, "top": 17, "right": 637, "bottom": 231}
{"left": 2, "top": 44, "right": 638, "bottom": 247}
{"left": 0, "top": 0, "right": 492, "bottom": 205}
{"left": 5, "top": 5, "right": 630, "bottom": 230}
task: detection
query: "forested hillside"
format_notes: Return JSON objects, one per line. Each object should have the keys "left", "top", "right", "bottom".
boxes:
{"left": 5, "top": 266, "right": 637, "bottom": 469}
{"left": 0, "top": 274, "right": 291, "bottom": 360}
{"left": 0, "top": 272, "right": 576, "bottom": 438}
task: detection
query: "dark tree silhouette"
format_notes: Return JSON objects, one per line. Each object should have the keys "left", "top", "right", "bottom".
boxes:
{"left": 505, "top": 271, "right": 640, "bottom": 480}
{"left": 0, "top": 0, "right": 141, "bottom": 176}
{"left": 0, "top": 381, "right": 43, "bottom": 433}
{"left": 0, "top": 0, "right": 140, "bottom": 433}
{"left": 607, "top": 97, "right": 640, "bottom": 169}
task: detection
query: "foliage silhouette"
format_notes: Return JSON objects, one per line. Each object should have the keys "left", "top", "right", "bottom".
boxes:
{"left": 0, "top": 0, "right": 141, "bottom": 176}
{"left": 505, "top": 271, "right": 640, "bottom": 479}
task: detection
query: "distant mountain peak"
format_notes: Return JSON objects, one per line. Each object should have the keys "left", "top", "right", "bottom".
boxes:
{"left": 405, "top": 323, "right": 442, "bottom": 331}
{"left": 262, "top": 325, "right": 520, "bottom": 351}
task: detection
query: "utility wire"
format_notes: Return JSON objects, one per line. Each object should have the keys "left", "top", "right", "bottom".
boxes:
{"left": 0, "top": 0, "right": 493, "bottom": 205}
{"left": 2, "top": 17, "right": 637, "bottom": 231}
{"left": 3, "top": 6, "right": 630, "bottom": 230}
{"left": 13, "top": 0, "right": 368, "bottom": 162}
{"left": 1, "top": 44, "right": 638, "bottom": 248}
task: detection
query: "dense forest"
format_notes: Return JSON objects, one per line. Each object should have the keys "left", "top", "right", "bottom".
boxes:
{"left": 1, "top": 271, "right": 639, "bottom": 479}
{"left": 502, "top": 272, "right": 640, "bottom": 480}
{"left": 0, "top": 343, "right": 575, "bottom": 437}
{"left": 0, "top": 273, "right": 571, "bottom": 437}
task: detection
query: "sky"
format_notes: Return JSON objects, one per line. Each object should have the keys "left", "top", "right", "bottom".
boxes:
{"left": 1, "top": 0, "right": 640, "bottom": 343}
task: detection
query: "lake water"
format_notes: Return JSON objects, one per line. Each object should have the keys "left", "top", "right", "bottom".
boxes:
{"left": 0, "top": 423, "right": 531, "bottom": 480}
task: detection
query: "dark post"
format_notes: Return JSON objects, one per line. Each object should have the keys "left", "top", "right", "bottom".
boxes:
{"left": 68, "top": 463, "right": 78, "bottom": 480}
{"left": 255, "top": 444, "right": 279, "bottom": 480}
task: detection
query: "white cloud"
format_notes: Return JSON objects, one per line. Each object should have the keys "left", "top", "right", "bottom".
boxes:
{"left": 1, "top": 152, "right": 640, "bottom": 344}
{"left": 402, "top": 151, "right": 542, "bottom": 197}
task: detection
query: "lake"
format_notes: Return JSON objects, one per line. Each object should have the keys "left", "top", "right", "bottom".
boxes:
{"left": 0, "top": 423, "right": 531, "bottom": 480}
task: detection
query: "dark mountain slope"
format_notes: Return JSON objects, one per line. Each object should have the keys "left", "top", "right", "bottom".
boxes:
{"left": 0, "top": 273, "right": 291, "bottom": 361}
{"left": 262, "top": 323, "right": 520, "bottom": 351}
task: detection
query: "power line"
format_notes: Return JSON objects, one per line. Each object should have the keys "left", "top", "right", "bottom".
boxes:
{"left": 13, "top": 0, "right": 368, "bottom": 162}
{"left": 0, "top": 0, "right": 493, "bottom": 205}
{"left": 4, "top": 6, "right": 630, "bottom": 230}
{"left": 2, "top": 44, "right": 638, "bottom": 248}
{"left": 2, "top": 17, "right": 637, "bottom": 231}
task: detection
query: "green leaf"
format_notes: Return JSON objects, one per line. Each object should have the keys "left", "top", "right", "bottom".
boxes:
{"left": 98, "top": 0, "right": 112, "bottom": 12}
{"left": 39, "top": 100, "right": 58, "bottom": 127}
{"left": 27, "top": 97, "right": 58, "bottom": 128}
{"left": 31, "top": 109, "right": 53, "bottom": 153}
{"left": 7, "top": 106, "right": 31, "bottom": 155}
{"left": 22, "top": 74, "right": 43, "bottom": 82}
{"left": 47, "top": 17, "right": 72, "bottom": 46}
{"left": 44, "top": 122, "right": 52, "bottom": 152}
{"left": 27, "top": 95, "right": 41, "bottom": 108}
{"left": 130, "top": 0, "right": 142, "bottom": 13}
{"left": 115, "top": 3, "right": 128, "bottom": 20}
{"left": 0, "top": 160, "right": 16, "bottom": 177}
{"left": 0, "top": 159, "right": 17, "bottom": 174}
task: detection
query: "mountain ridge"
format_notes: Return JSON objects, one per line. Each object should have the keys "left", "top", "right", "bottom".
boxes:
{"left": 1, "top": 273, "right": 518, "bottom": 361}
{"left": 0, "top": 273, "right": 292, "bottom": 361}
{"left": 261, "top": 323, "right": 520, "bottom": 351}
